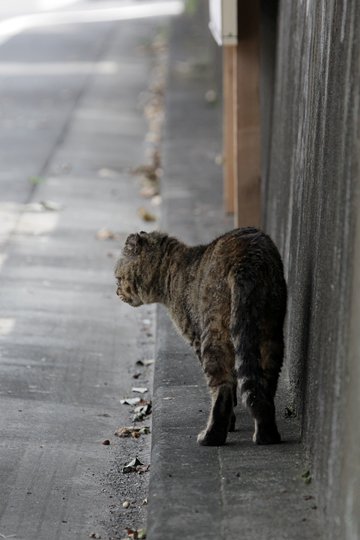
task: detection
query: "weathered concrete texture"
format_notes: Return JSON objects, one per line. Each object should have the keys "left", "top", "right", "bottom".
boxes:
{"left": 264, "top": 1, "right": 360, "bottom": 538}
{"left": 147, "top": 5, "right": 322, "bottom": 540}
{"left": 0, "top": 14, "right": 161, "bottom": 540}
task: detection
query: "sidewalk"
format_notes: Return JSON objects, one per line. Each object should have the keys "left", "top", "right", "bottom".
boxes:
{"left": 147, "top": 7, "right": 323, "bottom": 540}
{"left": 0, "top": 13, "right": 163, "bottom": 540}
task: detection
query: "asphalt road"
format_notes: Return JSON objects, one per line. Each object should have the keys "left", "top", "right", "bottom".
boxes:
{"left": 0, "top": 2, "right": 165, "bottom": 538}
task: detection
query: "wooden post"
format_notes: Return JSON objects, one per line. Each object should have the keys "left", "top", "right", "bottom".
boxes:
{"left": 235, "top": 0, "right": 261, "bottom": 227}
{"left": 223, "top": 45, "right": 237, "bottom": 215}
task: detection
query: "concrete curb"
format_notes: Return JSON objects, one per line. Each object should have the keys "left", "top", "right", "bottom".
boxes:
{"left": 147, "top": 7, "right": 323, "bottom": 540}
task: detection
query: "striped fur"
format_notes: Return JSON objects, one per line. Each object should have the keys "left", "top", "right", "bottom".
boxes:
{"left": 115, "top": 228, "right": 287, "bottom": 446}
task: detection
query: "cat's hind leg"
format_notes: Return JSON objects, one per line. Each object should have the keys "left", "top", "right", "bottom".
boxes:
{"left": 254, "top": 330, "right": 284, "bottom": 444}
{"left": 229, "top": 369, "right": 238, "bottom": 432}
{"left": 197, "top": 337, "right": 236, "bottom": 446}
{"left": 230, "top": 271, "right": 282, "bottom": 445}
{"left": 234, "top": 318, "right": 282, "bottom": 444}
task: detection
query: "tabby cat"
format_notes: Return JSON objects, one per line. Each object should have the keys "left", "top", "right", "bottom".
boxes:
{"left": 115, "top": 227, "right": 287, "bottom": 446}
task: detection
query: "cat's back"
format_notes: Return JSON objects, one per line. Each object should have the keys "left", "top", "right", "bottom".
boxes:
{"left": 200, "top": 227, "right": 284, "bottom": 282}
{"left": 207, "top": 227, "right": 279, "bottom": 260}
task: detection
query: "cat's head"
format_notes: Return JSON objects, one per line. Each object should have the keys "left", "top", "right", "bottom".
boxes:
{"left": 114, "top": 230, "right": 168, "bottom": 306}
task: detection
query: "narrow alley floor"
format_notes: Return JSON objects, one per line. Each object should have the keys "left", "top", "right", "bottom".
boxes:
{"left": 0, "top": 4, "right": 166, "bottom": 539}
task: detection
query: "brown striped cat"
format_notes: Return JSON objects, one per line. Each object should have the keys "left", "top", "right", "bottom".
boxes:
{"left": 115, "top": 227, "right": 287, "bottom": 446}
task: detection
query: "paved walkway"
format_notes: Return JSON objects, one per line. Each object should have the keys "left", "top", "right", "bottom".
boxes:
{"left": 0, "top": 9, "right": 163, "bottom": 540}
{"left": 147, "top": 7, "right": 323, "bottom": 540}
{"left": 0, "top": 3, "right": 324, "bottom": 540}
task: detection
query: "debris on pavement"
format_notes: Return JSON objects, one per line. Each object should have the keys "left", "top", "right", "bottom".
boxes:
{"left": 301, "top": 470, "right": 312, "bottom": 484}
{"left": 137, "top": 207, "right": 157, "bottom": 222}
{"left": 136, "top": 359, "right": 154, "bottom": 367}
{"left": 139, "top": 184, "right": 159, "bottom": 199}
{"left": 132, "top": 387, "right": 148, "bottom": 394}
{"left": 95, "top": 228, "right": 120, "bottom": 241}
{"left": 124, "top": 528, "right": 146, "bottom": 539}
{"left": 122, "top": 457, "right": 149, "bottom": 474}
{"left": 114, "top": 426, "right": 150, "bottom": 439}
{"left": 120, "top": 397, "right": 142, "bottom": 406}
{"left": 102, "top": 439, "right": 110, "bottom": 446}
{"left": 89, "top": 533, "right": 101, "bottom": 539}
{"left": 150, "top": 194, "right": 161, "bottom": 206}
{"left": 133, "top": 402, "right": 152, "bottom": 422}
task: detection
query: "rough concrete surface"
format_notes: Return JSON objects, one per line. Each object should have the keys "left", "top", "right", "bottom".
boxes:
{"left": 147, "top": 7, "right": 322, "bottom": 540}
{"left": 264, "top": 2, "right": 360, "bottom": 538}
{"left": 0, "top": 7, "right": 166, "bottom": 540}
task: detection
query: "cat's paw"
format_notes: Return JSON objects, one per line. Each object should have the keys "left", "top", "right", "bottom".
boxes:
{"left": 197, "top": 428, "right": 227, "bottom": 446}
{"left": 253, "top": 423, "right": 281, "bottom": 445}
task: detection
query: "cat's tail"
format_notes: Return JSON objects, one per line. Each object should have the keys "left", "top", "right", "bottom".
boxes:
{"left": 229, "top": 263, "right": 281, "bottom": 443}
{"left": 229, "top": 265, "right": 263, "bottom": 405}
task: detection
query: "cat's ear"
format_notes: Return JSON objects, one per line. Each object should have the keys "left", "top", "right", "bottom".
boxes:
{"left": 124, "top": 233, "right": 145, "bottom": 256}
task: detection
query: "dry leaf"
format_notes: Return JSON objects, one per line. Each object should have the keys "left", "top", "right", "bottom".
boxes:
{"left": 132, "top": 387, "right": 148, "bottom": 394}
{"left": 139, "top": 185, "right": 159, "bottom": 198}
{"left": 136, "top": 359, "right": 154, "bottom": 367}
{"left": 133, "top": 402, "right": 152, "bottom": 422}
{"left": 122, "top": 457, "right": 148, "bottom": 474}
{"left": 151, "top": 195, "right": 162, "bottom": 206}
{"left": 125, "top": 528, "right": 143, "bottom": 539}
{"left": 95, "top": 228, "right": 119, "bottom": 240}
{"left": 120, "top": 397, "right": 142, "bottom": 406}
{"left": 115, "top": 426, "right": 150, "bottom": 438}
{"left": 137, "top": 208, "right": 157, "bottom": 222}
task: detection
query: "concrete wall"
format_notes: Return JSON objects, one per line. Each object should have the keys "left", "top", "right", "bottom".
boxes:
{"left": 262, "top": 1, "right": 360, "bottom": 537}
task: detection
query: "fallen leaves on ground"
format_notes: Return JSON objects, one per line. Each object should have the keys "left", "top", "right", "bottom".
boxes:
{"left": 122, "top": 457, "right": 150, "bottom": 474}
{"left": 301, "top": 470, "right": 312, "bottom": 484}
{"left": 114, "top": 426, "right": 150, "bottom": 439}
{"left": 124, "top": 528, "right": 146, "bottom": 539}
{"left": 132, "top": 387, "right": 148, "bottom": 394}
{"left": 132, "top": 163, "right": 159, "bottom": 181}
{"left": 136, "top": 359, "right": 154, "bottom": 367}
{"left": 133, "top": 402, "right": 152, "bottom": 422}
{"left": 137, "top": 207, "right": 157, "bottom": 222}
{"left": 120, "top": 397, "right": 142, "bottom": 406}
{"left": 139, "top": 184, "right": 159, "bottom": 199}
{"left": 95, "top": 228, "right": 121, "bottom": 241}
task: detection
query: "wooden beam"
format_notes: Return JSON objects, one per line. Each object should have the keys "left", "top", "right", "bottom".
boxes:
{"left": 223, "top": 45, "right": 237, "bottom": 214}
{"left": 235, "top": 0, "right": 261, "bottom": 227}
